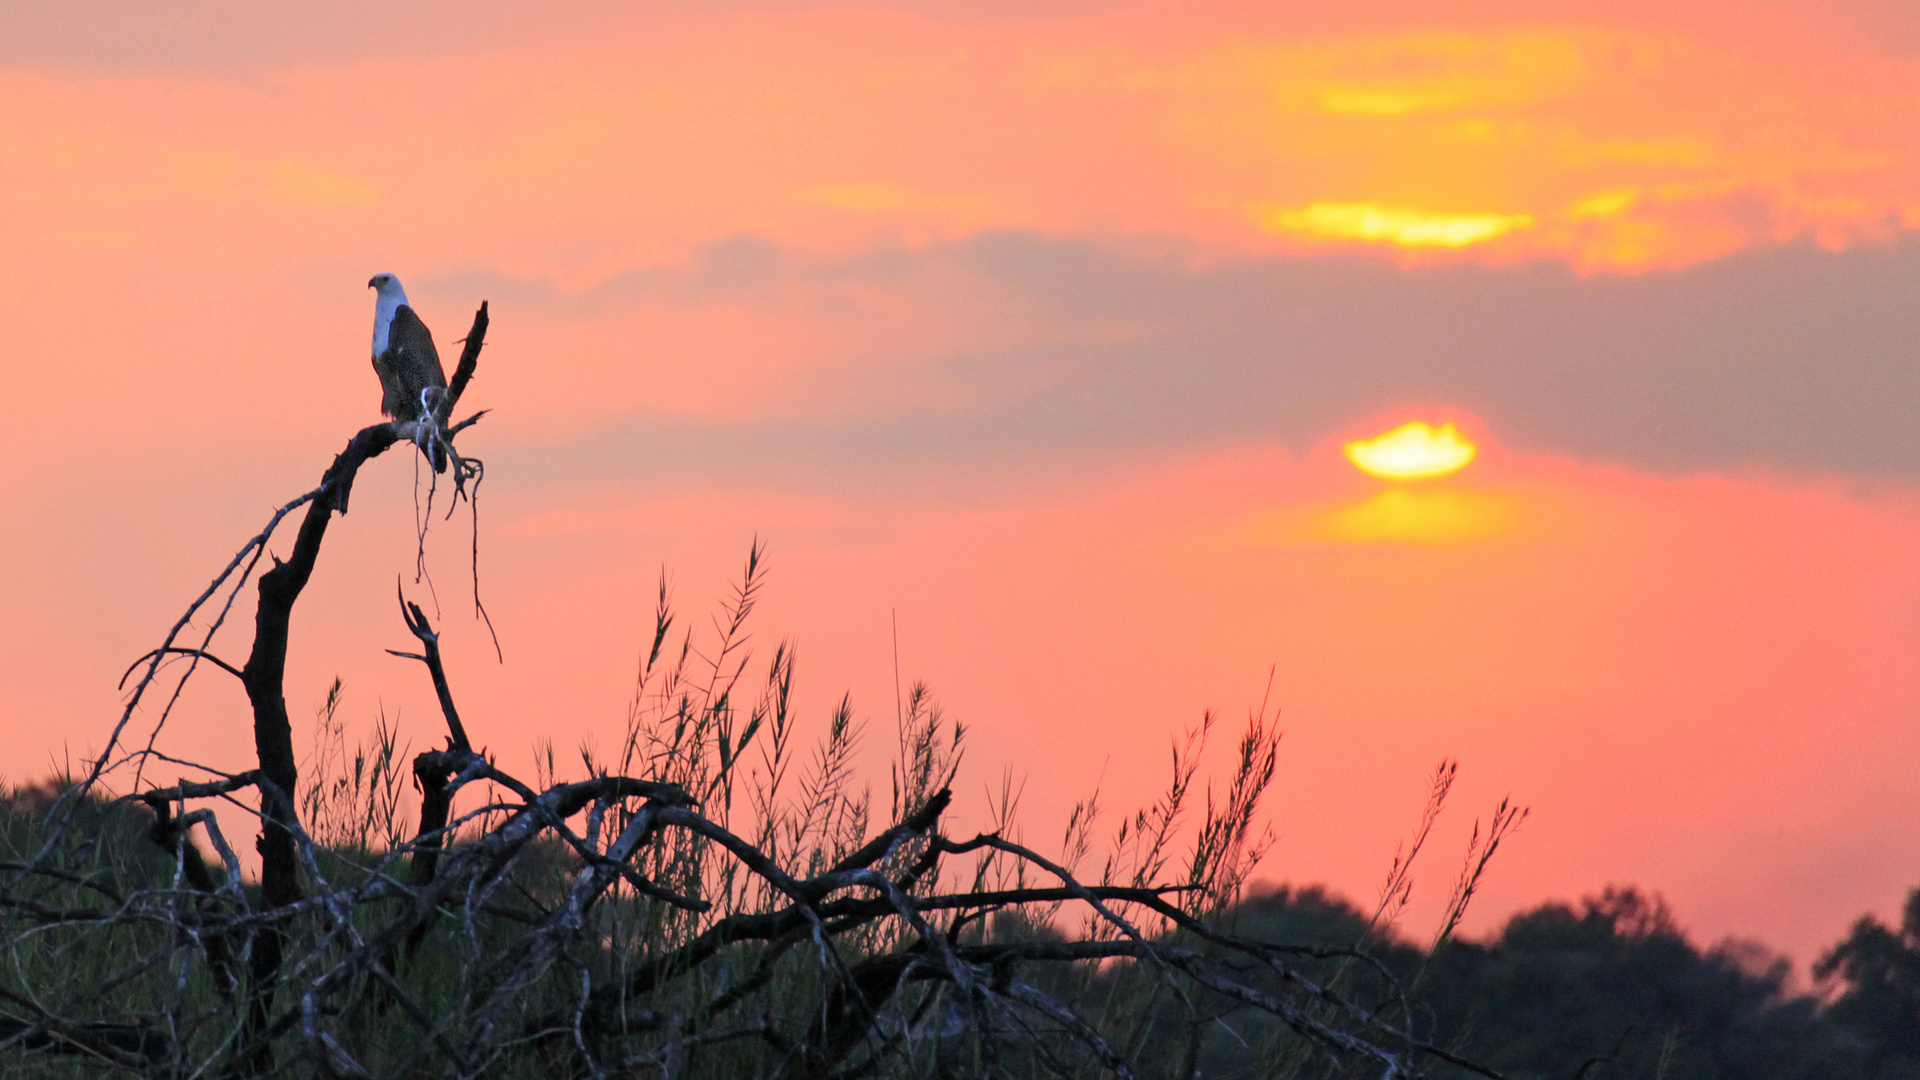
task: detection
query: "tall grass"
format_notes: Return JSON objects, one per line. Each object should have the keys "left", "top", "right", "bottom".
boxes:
{"left": 0, "top": 545, "right": 1513, "bottom": 1079}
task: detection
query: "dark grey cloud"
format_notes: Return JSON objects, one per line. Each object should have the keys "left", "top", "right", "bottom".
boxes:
{"left": 945, "top": 232, "right": 1920, "bottom": 476}
{"left": 10, "top": 0, "right": 1914, "bottom": 75}
{"left": 0, "top": 0, "right": 1119, "bottom": 73}
{"left": 477, "top": 232, "right": 1920, "bottom": 498}
{"left": 0, "top": 0, "right": 606, "bottom": 71}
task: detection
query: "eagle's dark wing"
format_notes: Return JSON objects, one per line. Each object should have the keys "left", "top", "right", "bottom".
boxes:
{"left": 374, "top": 305, "right": 451, "bottom": 471}
{"left": 375, "top": 305, "right": 448, "bottom": 422}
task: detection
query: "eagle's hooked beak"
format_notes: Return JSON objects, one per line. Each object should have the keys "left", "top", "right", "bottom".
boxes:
{"left": 367, "top": 276, "right": 380, "bottom": 289}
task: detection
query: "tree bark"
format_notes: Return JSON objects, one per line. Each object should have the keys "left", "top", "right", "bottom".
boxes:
{"left": 238, "top": 422, "right": 397, "bottom": 1065}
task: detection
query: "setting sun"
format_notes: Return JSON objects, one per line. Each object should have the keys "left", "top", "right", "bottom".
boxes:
{"left": 1345, "top": 421, "right": 1478, "bottom": 479}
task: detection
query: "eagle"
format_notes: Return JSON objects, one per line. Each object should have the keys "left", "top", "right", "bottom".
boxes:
{"left": 369, "top": 273, "right": 449, "bottom": 472}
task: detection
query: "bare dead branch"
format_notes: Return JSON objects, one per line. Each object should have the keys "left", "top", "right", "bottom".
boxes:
{"left": 135, "top": 771, "right": 264, "bottom": 806}
{"left": 446, "top": 301, "right": 488, "bottom": 413}
{"left": 117, "top": 646, "right": 246, "bottom": 686}
{"left": 391, "top": 584, "right": 472, "bottom": 753}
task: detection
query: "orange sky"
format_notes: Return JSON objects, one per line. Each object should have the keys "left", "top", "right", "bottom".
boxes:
{"left": 5, "top": 0, "right": 1920, "bottom": 964}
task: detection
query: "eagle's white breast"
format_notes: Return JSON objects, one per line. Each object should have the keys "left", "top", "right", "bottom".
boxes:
{"left": 370, "top": 273, "right": 411, "bottom": 357}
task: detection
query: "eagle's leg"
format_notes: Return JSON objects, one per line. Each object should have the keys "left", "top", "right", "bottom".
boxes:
{"left": 409, "top": 388, "right": 451, "bottom": 474}
{"left": 389, "top": 419, "right": 445, "bottom": 473}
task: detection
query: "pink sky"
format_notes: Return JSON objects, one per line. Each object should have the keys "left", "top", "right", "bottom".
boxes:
{"left": 5, "top": 0, "right": 1920, "bottom": 964}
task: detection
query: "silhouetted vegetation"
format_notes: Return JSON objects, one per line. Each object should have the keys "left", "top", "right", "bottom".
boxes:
{"left": 1815, "top": 886, "right": 1920, "bottom": 1078}
{"left": 6, "top": 767, "right": 1919, "bottom": 1078}
{"left": 1163, "top": 882, "right": 1920, "bottom": 1080}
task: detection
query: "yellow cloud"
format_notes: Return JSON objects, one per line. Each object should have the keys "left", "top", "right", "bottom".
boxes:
{"left": 1259, "top": 202, "right": 1532, "bottom": 247}
{"left": 1317, "top": 87, "right": 1462, "bottom": 116}
{"left": 1570, "top": 188, "right": 1638, "bottom": 219}
{"left": 165, "top": 152, "right": 377, "bottom": 206}
{"left": 1286, "top": 29, "right": 1598, "bottom": 117}
{"left": 268, "top": 161, "right": 378, "bottom": 206}
{"left": 1589, "top": 137, "right": 1713, "bottom": 165}
{"left": 805, "top": 182, "right": 991, "bottom": 216}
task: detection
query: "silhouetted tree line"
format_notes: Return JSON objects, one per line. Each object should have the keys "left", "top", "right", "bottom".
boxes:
{"left": 1131, "top": 882, "right": 1920, "bottom": 1080}
{"left": 5, "top": 776, "right": 1916, "bottom": 1079}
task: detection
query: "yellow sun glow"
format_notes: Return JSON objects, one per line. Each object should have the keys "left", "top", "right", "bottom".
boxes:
{"left": 1316, "top": 489, "right": 1513, "bottom": 543}
{"left": 1344, "top": 421, "right": 1477, "bottom": 479}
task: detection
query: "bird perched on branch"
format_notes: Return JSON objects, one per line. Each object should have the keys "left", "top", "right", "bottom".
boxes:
{"left": 369, "top": 272, "right": 449, "bottom": 472}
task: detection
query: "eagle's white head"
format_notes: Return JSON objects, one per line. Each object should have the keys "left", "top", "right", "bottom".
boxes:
{"left": 368, "top": 273, "right": 410, "bottom": 357}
